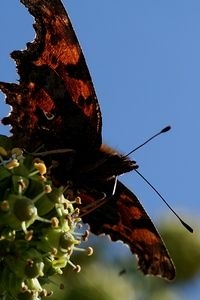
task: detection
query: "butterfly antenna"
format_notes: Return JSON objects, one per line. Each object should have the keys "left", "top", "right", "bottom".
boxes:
{"left": 125, "top": 125, "right": 193, "bottom": 232}
{"left": 125, "top": 125, "right": 171, "bottom": 157}
{"left": 135, "top": 169, "right": 193, "bottom": 233}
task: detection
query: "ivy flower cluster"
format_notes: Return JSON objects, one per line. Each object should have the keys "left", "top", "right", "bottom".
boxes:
{"left": 0, "top": 136, "right": 92, "bottom": 300}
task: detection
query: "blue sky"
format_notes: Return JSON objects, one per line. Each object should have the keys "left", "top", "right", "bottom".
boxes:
{"left": 0, "top": 1, "right": 200, "bottom": 298}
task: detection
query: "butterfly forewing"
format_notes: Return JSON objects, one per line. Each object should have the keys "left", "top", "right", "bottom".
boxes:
{"left": 0, "top": 0, "right": 102, "bottom": 152}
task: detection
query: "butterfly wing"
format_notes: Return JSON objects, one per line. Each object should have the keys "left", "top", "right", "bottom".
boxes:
{"left": 0, "top": 0, "right": 102, "bottom": 152}
{"left": 80, "top": 180, "right": 175, "bottom": 280}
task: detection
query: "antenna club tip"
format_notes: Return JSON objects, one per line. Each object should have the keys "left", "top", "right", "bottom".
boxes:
{"left": 180, "top": 219, "right": 194, "bottom": 233}
{"left": 161, "top": 126, "right": 171, "bottom": 133}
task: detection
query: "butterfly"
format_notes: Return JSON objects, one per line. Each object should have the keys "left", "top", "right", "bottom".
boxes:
{"left": 0, "top": 0, "right": 175, "bottom": 280}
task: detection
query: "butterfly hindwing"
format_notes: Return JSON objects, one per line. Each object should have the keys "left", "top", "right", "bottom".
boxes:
{"left": 80, "top": 180, "right": 175, "bottom": 280}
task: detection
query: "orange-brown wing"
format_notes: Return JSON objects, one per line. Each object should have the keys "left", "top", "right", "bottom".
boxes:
{"left": 80, "top": 180, "right": 175, "bottom": 280}
{"left": 0, "top": 0, "right": 101, "bottom": 152}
